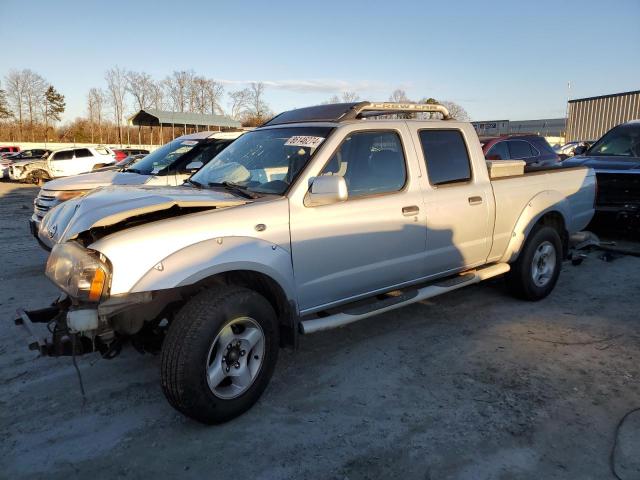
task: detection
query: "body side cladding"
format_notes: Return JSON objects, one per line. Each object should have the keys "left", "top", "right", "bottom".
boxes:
{"left": 500, "top": 190, "right": 572, "bottom": 264}
{"left": 130, "top": 236, "right": 300, "bottom": 348}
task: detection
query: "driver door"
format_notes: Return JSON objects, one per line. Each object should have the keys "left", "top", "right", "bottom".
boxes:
{"left": 289, "top": 127, "right": 428, "bottom": 313}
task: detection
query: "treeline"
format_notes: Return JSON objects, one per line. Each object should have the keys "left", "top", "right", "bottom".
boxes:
{"left": 0, "top": 68, "right": 470, "bottom": 146}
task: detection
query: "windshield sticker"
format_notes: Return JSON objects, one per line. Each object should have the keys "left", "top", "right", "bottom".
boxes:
{"left": 284, "top": 136, "right": 325, "bottom": 149}
{"left": 181, "top": 140, "right": 198, "bottom": 146}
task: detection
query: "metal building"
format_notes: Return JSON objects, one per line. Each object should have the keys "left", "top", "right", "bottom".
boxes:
{"left": 566, "top": 90, "right": 640, "bottom": 142}
{"left": 471, "top": 118, "right": 566, "bottom": 137}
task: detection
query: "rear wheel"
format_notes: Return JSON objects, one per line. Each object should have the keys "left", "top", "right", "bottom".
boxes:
{"left": 507, "top": 225, "right": 563, "bottom": 300}
{"left": 160, "top": 286, "right": 279, "bottom": 424}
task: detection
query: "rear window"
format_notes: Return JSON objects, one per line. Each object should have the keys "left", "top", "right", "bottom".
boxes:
{"left": 486, "top": 141, "right": 510, "bottom": 160}
{"left": 419, "top": 130, "right": 472, "bottom": 185}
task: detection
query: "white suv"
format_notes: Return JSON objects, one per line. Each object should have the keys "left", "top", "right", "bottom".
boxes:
{"left": 9, "top": 146, "right": 116, "bottom": 183}
{"left": 47, "top": 146, "right": 116, "bottom": 177}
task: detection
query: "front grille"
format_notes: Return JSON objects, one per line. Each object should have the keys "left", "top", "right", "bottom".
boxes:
{"left": 33, "top": 191, "right": 61, "bottom": 220}
{"left": 596, "top": 172, "right": 640, "bottom": 207}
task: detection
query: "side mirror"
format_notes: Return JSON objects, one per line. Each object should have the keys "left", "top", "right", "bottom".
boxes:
{"left": 573, "top": 145, "right": 587, "bottom": 156}
{"left": 306, "top": 175, "right": 348, "bottom": 207}
{"left": 185, "top": 160, "right": 203, "bottom": 172}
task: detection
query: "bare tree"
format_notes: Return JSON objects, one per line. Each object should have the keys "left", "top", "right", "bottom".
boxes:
{"left": 205, "top": 79, "right": 225, "bottom": 115}
{"left": 5, "top": 70, "right": 27, "bottom": 139}
{"left": 126, "top": 71, "right": 154, "bottom": 111}
{"left": 248, "top": 82, "right": 269, "bottom": 119}
{"left": 23, "top": 70, "right": 47, "bottom": 140}
{"left": 149, "top": 80, "right": 165, "bottom": 110}
{"left": 163, "top": 70, "right": 194, "bottom": 113}
{"left": 321, "top": 94, "right": 341, "bottom": 105}
{"left": 341, "top": 91, "right": 360, "bottom": 102}
{"left": 229, "top": 88, "right": 251, "bottom": 120}
{"left": 105, "top": 67, "right": 128, "bottom": 145}
{"left": 87, "top": 88, "right": 106, "bottom": 143}
{"left": 439, "top": 100, "right": 470, "bottom": 121}
{"left": 389, "top": 89, "right": 410, "bottom": 103}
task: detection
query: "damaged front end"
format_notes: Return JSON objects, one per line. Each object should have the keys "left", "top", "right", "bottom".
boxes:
{"left": 15, "top": 298, "right": 115, "bottom": 357}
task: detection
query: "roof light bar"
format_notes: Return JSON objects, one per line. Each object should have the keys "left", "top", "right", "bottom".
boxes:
{"left": 355, "top": 102, "right": 451, "bottom": 120}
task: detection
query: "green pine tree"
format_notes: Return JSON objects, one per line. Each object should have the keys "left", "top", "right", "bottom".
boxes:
{"left": 44, "top": 85, "right": 65, "bottom": 122}
{"left": 0, "top": 87, "right": 12, "bottom": 119}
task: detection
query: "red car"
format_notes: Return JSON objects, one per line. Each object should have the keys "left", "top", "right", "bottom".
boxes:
{"left": 481, "top": 135, "right": 559, "bottom": 167}
{"left": 112, "top": 148, "right": 150, "bottom": 161}
{"left": 0, "top": 145, "right": 20, "bottom": 157}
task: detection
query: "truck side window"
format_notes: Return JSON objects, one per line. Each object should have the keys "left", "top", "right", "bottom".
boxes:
{"left": 321, "top": 131, "right": 406, "bottom": 198}
{"left": 419, "top": 130, "right": 471, "bottom": 185}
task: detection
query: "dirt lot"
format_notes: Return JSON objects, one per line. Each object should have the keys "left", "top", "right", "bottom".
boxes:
{"left": 1, "top": 180, "right": 639, "bottom": 480}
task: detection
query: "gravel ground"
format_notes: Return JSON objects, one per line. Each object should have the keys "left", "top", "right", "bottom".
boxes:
{"left": 0, "top": 180, "right": 639, "bottom": 480}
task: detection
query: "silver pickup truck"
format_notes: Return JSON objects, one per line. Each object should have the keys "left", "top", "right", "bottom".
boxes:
{"left": 17, "top": 102, "right": 596, "bottom": 424}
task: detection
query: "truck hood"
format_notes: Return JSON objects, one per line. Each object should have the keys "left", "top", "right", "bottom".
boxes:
{"left": 563, "top": 155, "right": 640, "bottom": 171}
{"left": 38, "top": 185, "right": 248, "bottom": 247}
{"left": 43, "top": 170, "right": 152, "bottom": 191}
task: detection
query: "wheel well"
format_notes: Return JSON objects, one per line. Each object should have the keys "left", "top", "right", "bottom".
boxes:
{"left": 189, "top": 270, "right": 297, "bottom": 349}
{"left": 536, "top": 211, "right": 568, "bottom": 256}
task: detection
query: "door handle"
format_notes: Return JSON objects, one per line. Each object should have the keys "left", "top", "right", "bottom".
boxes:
{"left": 468, "top": 196, "right": 483, "bottom": 205}
{"left": 402, "top": 205, "right": 420, "bottom": 216}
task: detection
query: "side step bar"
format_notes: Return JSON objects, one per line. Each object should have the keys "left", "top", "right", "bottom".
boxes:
{"left": 299, "top": 263, "right": 510, "bottom": 334}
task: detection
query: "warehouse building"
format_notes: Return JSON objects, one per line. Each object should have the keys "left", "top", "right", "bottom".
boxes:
{"left": 566, "top": 90, "right": 640, "bottom": 142}
{"left": 471, "top": 118, "right": 566, "bottom": 138}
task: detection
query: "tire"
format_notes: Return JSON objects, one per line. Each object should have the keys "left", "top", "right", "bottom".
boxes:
{"left": 507, "top": 225, "right": 563, "bottom": 301}
{"left": 160, "top": 286, "right": 279, "bottom": 424}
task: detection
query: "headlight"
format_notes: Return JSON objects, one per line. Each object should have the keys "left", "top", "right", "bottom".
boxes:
{"left": 55, "top": 190, "right": 90, "bottom": 201}
{"left": 46, "top": 242, "right": 111, "bottom": 302}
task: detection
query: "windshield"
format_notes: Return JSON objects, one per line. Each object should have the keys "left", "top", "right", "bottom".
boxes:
{"left": 191, "top": 126, "right": 332, "bottom": 195}
{"left": 587, "top": 124, "right": 640, "bottom": 158}
{"left": 126, "top": 138, "right": 202, "bottom": 175}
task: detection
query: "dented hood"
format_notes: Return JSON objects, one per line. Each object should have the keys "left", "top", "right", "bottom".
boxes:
{"left": 43, "top": 170, "right": 152, "bottom": 191}
{"left": 38, "top": 185, "right": 247, "bottom": 248}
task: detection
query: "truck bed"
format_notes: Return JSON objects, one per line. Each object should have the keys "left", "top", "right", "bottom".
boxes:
{"left": 487, "top": 166, "right": 596, "bottom": 262}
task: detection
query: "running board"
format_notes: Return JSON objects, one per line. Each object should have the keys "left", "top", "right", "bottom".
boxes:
{"left": 299, "top": 263, "right": 510, "bottom": 334}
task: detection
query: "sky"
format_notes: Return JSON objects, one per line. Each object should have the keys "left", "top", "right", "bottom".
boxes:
{"left": 1, "top": 0, "right": 639, "bottom": 123}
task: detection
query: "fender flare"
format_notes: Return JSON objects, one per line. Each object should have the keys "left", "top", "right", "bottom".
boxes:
{"left": 130, "top": 236, "right": 297, "bottom": 305}
{"left": 499, "top": 190, "right": 570, "bottom": 264}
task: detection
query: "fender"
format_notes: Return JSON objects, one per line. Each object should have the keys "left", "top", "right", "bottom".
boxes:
{"left": 131, "top": 236, "right": 297, "bottom": 304}
{"left": 499, "top": 190, "right": 570, "bottom": 264}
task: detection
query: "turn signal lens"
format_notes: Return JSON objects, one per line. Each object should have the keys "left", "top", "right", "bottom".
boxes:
{"left": 88, "top": 268, "right": 106, "bottom": 302}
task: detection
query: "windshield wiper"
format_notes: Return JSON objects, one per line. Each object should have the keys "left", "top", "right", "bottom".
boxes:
{"left": 208, "top": 181, "right": 258, "bottom": 199}
{"left": 185, "top": 178, "right": 203, "bottom": 189}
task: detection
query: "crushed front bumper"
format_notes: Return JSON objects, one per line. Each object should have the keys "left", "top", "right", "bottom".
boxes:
{"left": 14, "top": 300, "right": 98, "bottom": 357}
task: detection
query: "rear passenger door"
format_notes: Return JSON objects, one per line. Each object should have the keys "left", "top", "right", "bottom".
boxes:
{"left": 72, "top": 148, "right": 96, "bottom": 174}
{"left": 290, "top": 127, "right": 428, "bottom": 312}
{"left": 414, "top": 128, "right": 493, "bottom": 276}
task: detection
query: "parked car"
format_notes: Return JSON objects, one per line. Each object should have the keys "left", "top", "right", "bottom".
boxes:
{"left": 563, "top": 120, "right": 640, "bottom": 227}
{"left": 9, "top": 146, "right": 116, "bottom": 184}
{"left": 112, "top": 148, "right": 150, "bottom": 161}
{"left": 481, "top": 135, "right": 560, "bottom": 168}
{"left": 19, "top": 101, "right": 595, "bottom": 424}
{"left": 94, "top": 153, "right": 147, "bottom": 172}
{"left": 1, "top": 149, "right": 51, "bottom": 178}
{"left": 554, "top": 140, "right": 594, "bottom": 158}
{"left": 0, "top": 145, "right": 20, "bottom": 157}
{"left": 29, "top": 132, "right": 241, "bottom": 235}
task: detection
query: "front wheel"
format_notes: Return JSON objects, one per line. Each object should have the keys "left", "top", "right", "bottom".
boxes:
{"left": 507, "top": 225, "right": 563, "bottom": 301}
{"left": 160, "top": 286, "right": 279, "bottom": 424}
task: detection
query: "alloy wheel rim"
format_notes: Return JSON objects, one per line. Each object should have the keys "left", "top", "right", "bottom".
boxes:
{"left": 531, "top": 241, "right": 556, "bottom": 287}
{"left": 205, "top": 317, "right": 265, "bottom": 399}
